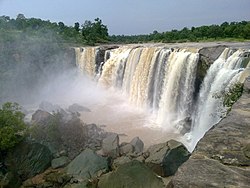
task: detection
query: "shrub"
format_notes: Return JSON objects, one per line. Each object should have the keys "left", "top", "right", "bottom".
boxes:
{"left": 0, "top": 102, "right": 26, "bottom": 151}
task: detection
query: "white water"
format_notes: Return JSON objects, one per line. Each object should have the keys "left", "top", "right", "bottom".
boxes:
{"left": 75, "top": 46, "right": 249, "bottom": 151}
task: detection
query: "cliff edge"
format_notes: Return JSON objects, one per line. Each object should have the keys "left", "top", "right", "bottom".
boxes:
{"left": 169, "top": 77, "right": 250, "bottom": 187}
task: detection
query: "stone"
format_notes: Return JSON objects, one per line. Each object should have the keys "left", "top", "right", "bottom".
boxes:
{"left": 130, "top": 137, "right": 144, "bottom": 154}
{"left": 51, "top": 156, "right": 69, "bottom": 169}
{"left": 102, "top": 133, "right": 119, "bottom": 158}
{"left": 169, "top": 78, "right": 250, "bottom": 187}
{"left": 145, "top": 140, "right": 190, "bottom": 177}
{"left": 120, "top": 143, "right": 134, "bottom": 155}
{"left": 67, "top": 148, "right": 108, "bottom": 180}
{"left": 113, "top": 156, "right": 131, "bottom": 168}
{"left": 68, "top": 103, "right": 91, "bottom": 113}
{"left": 168, "top": 158, "right": 250, "bottom": 188}
{"left": 31, "top": 109, "right": 53, "bottom": 125}
{"left": 98, "top": 160, "right": 165, "bottom": 188}
{"left": 39, "top": 101, "right": 61, "bottom": 112}
{"left": 5, "top": 140, "right": 53, "bottom": 180}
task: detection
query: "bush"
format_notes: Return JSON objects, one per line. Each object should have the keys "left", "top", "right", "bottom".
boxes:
{"left": 0, "top": 102, "right": 26, "bottom": 151}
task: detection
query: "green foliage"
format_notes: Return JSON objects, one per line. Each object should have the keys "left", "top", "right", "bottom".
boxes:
{"left": 223, "top": 83, "right": 243, "bottom": 108}
{"left": 82, "top": 18, "right": 109, "bottom": 45}
{"left": 109, "top": 21, "right": 250, "bottom": 44}
{"left": 29, "top": 112, "right": 63, "bottom": 147}
{"left": 0, "top": 102, "right": 26, "bottom": 151}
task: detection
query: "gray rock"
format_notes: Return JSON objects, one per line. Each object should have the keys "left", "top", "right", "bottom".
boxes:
{"left": 31, "top": 109, "right": 53, "bottom": 125}
{"left": 145, "top": 140, "right": 190, "bottom": 177}
{"left": 67, "top": 148, "right": 108, "bottom": 180}
{"left": 169, "top": 78, "right": 250, "bottom": 187}
{"left": 168, "top": 158, "right": 250, "bottom": 188}
{"left": 130, "top": 137, "right": 144, "bottom": 154}
{"left": 102, "top": 133, "right": 119, "bottom": 158}
{"left": 68, "top": 103, "right": 91, "bottom": 113}
{"left": 120, "top": 143, "right": 134, "bottom": 155}
{"left": 98, "top": 160, "right": 165, "bottom": 188}
{"left": 5, "top": 141, "right": 52, "bottom": 180}
{"left": 51, "top": 156, "right": 69, "bottom": 169}
{"left": 39, "top": 101, "right": 61, "bottom": 112}
{"left": 113, "top": 156, "right": 132, "bottom": 168}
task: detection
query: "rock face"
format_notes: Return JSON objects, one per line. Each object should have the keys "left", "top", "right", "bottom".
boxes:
{"left": 67, "top": 148, "right": 108, "bottom": 180}
{"left": 130, "top": 137, "right": 144, "bottom": 154}
{"left": 5, "top": 141, "right": 52, "bottom": 180}
{"left": 145, "top": 140, "right": 190, "bottom": 177}
{"left": 102, "top": 133, "right": 120, "bottom": 158}
{"left": 31, "top": 109, "right": 53, "bottom": 125}
{"left": 51, "top": 156, "right": 69, "bottom": 169}
{"left": 194, "top": 45, "right": 227, "bottom": 98}
{"left": 169, "top": 78, "right": 250, "bottom": 187}
{"left": 98, "top": 160, "right": 164, "bottom": 188}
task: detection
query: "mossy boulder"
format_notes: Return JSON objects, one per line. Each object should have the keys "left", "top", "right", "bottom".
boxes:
{"left": 98, "top": 160, "right": 164, "bottom": 188}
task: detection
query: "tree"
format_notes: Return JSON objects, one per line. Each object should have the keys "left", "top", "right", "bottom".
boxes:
{"left": 74, "top": 22, "right": 80, "bottom": 32}
{"left": 82, "top": 18, "right": 108, "bottom": 44}
{"left": 0, "top": 102, "right": 26, "bottom": 151}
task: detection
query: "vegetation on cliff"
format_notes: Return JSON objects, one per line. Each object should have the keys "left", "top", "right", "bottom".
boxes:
{"left": 0, "top": 102, "right": 26, "bottom": 151}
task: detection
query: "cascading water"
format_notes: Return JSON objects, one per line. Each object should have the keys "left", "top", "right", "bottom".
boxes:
{"left": 186, "top": 48, "right": 248, "bottom": 151}
{"left": 75, "top": 45, "right": 250, "bottom": 151}
{"left": 75, "top": 47, "right": 97, "bottom": 77}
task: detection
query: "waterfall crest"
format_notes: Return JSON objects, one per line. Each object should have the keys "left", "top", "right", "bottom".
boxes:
{"left": 75, "top": 46, "right": 250, "bottom": 151}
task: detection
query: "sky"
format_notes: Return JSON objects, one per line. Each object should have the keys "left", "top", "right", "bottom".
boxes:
{"left": 0, "top": 0, "right": 250, "bottom": 35}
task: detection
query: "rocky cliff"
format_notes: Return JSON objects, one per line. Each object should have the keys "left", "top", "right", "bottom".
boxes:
{"left": 169, "top": 77, "right": 250, "bottom": 187}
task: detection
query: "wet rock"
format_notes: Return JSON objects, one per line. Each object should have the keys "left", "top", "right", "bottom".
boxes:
{"left": 145, "top": 140, "right": 190, "bottom": 177}
{"left": 102, "top": 133, "right": 120, "bottom": 158}
{"left": 98, "top": 160, "right": 165, "bottom": 188}
{"left": 67, "top": 148, "right": 108, "bottom": 180}
{"left": 176, "top": 117, "right": 192, "bottom": 135}
{"left": 68, "top": 103, "right": 91, "bottom": 113}
{"left": 51, "top": 156, "right": 69, "bottom": 169}
{"left": 130, "top": 137, "right": 144, "bottom": 154}
{"left": 119, "top": 143, "right": 134, "bottom": 155}
{"left": 39, "top": 101, "right": 61, "bottom": 112}
{"left": 5, "top": 140, "right": 53, "bottom": 180}
{"left": 31, "top": 109, "right": 53, "bottom": 125}
{"left": 113, "top": 156, "right": 132, "bottom": 168}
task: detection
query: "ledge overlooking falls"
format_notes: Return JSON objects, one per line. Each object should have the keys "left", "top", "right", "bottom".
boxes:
{"left": 168, "top": 77, "right": 250, "bottom": 187}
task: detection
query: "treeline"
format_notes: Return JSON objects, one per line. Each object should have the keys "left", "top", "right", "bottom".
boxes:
{"left": 1, "top": 14, "right": 250, "bottom": 45}
{"left": 0, "top": 14, "right": 109, "bottom": 45}
{"left": 110, "top": 21, "right": 250, "bottom": 43}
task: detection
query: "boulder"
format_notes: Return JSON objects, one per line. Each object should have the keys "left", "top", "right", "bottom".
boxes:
{"left": 145, "top": 140, "right": 190, "bottom": 177}
{"left": 130, "top": 137, "right": 144, "bottom": 154}
{"left": 119, "top": 143, "right": 134, "bottom": 155}
{"left": 98, "top": 160, "right": 165, "bottom": 188}
{"left": 31, "top": 109, "right": 53, "bottom": 125}
{"left": 68, "top": 103, "right": 91, "bottom": 113}
{"left": 39, "top": 101, "right": 61, "bottom": 112}
{"left": 102, "top": 133, "right": 119, "bottom": 158}
{"left": 51, "top": 156, "right": 69, "bottom": 169}
{"left": 168, "top": 158, "right": 250, "bottom": 188}
{"left": 169, "top": 78, "right": 250, "bottom": 187}
{"left": 67, "top": 148, "right": 108, "bottom": 180}
{"left": 113, "top": 156, "right": 132, "bottom": 168}
{"left": 5, "top": 140, "right": 53, "bottom": 180}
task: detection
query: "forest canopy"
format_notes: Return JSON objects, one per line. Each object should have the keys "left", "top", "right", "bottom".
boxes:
{"left": 0, "top": 14, "right": 250, "bottom": 45}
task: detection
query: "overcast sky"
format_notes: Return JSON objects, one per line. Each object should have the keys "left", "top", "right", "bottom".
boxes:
{"left": 0, "top": 0, "right": 250, "bottom": 35}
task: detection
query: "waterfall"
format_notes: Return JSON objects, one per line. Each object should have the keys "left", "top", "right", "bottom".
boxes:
{"left": 186, "top": 48, "right": 248, "bottom": 151}
{"left": 75, "top": 45, "right": 250, "bottom": 151}
{"left": 75, "top": 47, "right": 97, "bottom": 77}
